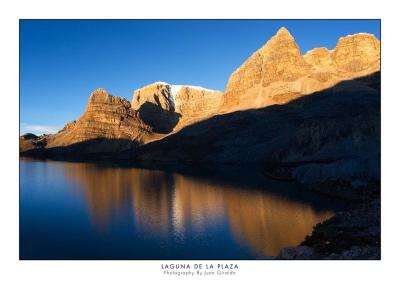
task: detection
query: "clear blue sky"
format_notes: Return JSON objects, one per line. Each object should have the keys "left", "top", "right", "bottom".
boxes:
{"left": 20, "top": 20, "right": 380, "bottom": 135}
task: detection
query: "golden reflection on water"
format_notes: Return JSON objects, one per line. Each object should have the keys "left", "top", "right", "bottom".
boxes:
{"left": 62, "top": 162, "right": 333, "bottom": 257}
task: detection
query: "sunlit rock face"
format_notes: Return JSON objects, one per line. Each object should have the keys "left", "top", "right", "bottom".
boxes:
{"left": 222, "top": 27, "right": 380, "bottom": 112}
{"left": 304, "top": 47, "right": 334, "bottom": 67}
{"left": 132, "top": 82, "right": 223, "bottom": 133}
{"left": 332, "top": 33, "right": 380, "bottom": 73}
{"left": 44, "top": 88, "right": 154, "bottom": 152}
{"left": 223, "top": 27, "right": 310, "bottom": 110}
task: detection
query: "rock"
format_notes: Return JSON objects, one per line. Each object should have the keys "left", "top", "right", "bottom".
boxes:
{"left": 59, "top": 120, "right": 77, "bottom": 132}
{"left": 132, "top": 83, "right": 178, "bottom": 133}
{"left": 20, "top": 133, "right": 48, "bottom": 153}
{"left": 304, "top": 47, "right": 334, "bottom": 67}
{"left": 21, "top": 133, "right": 38, "bottom": 140}
{"left": 20, "top": 134, "right": 39, "bottom": 152}
{"left": 42, "top": 88, "right": 155, "bottom": 154}
{"left": 339, "top": 246, "right": 380, "bottom": 259}
{"left": 301, "top": 199, "right": 380, "bottom": 259}
{"left": 274, "top": 198, "right": 381, "bottom": 260}
{"left": 332, "top": 33, "right": 380, "bottom": 73}
{"left": 132, "top": 82, "right": 223, "bottom": 133}
{"left": 222, "top": 28, "right": 380, "bottom": 113}
{"left": 223, "top": 27, "right": 311, "bottom": 111}
{"left": 291, "top": 157, "right": 380, "bottom": 186}
{"left": 136, "top": 72, "right": 380, "bottom": 197}
{"left": 132, "top": 82, "right": 174, "bottom": 112}
{"left": 276, "top": 246, "right": 315, "bottom": 259}
{"left": 173, "top": 85, "right": 223, "bottom": 124}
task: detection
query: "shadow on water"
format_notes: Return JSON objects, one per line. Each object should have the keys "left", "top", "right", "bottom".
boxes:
{"left": 20, "top": 157, "right": 345, "bottom": 259}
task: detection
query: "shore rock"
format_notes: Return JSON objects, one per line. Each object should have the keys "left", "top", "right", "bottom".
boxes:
{"left": 276, "top": 246, "right": 315, "bottom": 260}
{"left": 301, "top": 199, "right": 380, "bottom": 259}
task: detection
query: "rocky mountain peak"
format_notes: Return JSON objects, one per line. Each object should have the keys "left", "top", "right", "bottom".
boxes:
{"left": 89, "top": 87, "right": 109, "bottom": 101}
{"left": 223, "top": 27, "right": 310, "bottom": 110}
{"left": 276, "top": 26, "right": 291, "bottom": 36}
{"left": 222, "top": 28, "right": 380, "bottom": 113}
{"left": 87, "top": 88, "right": 131, "bottom": 108}
{"left": 132, "top": 82, "right": 175, "bottom": 112}
{"left": 332, "top": 33, "right": 380, "bottom": 72}
{"left": 304, "top": 47, "right": 333, "bottom": 67}
{"left": 271, "top": 26, "right": 297, "bottom": 44}
{"left": 262, "top": 27, "right": 297, "bottom": 50}
{"left": 260, "top": 27, "right": 309, "bottom": 83}
{"left": 40, "top": 87, "right": 153, "bottom": 150}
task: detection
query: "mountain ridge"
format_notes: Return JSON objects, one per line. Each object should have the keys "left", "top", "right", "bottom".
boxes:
{"left": 20, "top": 27, "right": 380, "bottom": 159}
{"left": 221, "top": 27, "right": 380, "bottom": 112}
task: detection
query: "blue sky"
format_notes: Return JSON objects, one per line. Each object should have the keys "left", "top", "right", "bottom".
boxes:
{"left": 20, "top": 20, "right": 380, "bottom": 135}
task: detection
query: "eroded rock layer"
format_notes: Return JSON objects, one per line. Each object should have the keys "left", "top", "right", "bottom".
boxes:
{"left": 42, "top": 88, "right": 155, "bottom": 153}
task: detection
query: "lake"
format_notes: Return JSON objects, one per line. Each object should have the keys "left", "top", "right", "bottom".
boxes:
{"left": 19, "top": 158, "right": 340, "bottom": 259}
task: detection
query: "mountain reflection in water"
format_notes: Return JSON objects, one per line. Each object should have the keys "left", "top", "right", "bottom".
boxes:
{"left": 20, "top": 158, "right": 339, "bottom": 259}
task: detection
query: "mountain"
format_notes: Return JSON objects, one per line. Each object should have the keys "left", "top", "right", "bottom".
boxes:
{"left": 40, "top": 88, "right": 156, "bottom": 154}
{"left": 132, "top": 82, "right": 223, "bottom": 133}
{"left": 135, "top": 72, "right": 380, "bottom": 199}
{"left": 20, "top": 27, "right": 381, "bottom": 179}
{"left": 20, "top": 84, "right": 222, "bottom": 156}
{"left": 222, "top": 28, "right": 380, "bottom": 112}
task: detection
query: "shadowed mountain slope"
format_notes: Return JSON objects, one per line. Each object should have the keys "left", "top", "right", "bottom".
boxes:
{"left": 133, "top": 72, "right": 380, "bottom": 198}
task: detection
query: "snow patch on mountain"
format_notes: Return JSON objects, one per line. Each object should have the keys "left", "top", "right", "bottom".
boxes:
{"left": 152, "top": 82, "right": 217, "bottom": 105}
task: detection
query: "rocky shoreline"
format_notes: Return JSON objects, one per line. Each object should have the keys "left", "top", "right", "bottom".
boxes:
{"left": 276, "top": 197, "right": 380, "bottom": 260}
{"left": 263, "top": 161, "right": 381, "bottom": 260}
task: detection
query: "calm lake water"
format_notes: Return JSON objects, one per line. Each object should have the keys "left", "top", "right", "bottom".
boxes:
{"left": 20, "top": 158, "right": 341, "bottom": 259}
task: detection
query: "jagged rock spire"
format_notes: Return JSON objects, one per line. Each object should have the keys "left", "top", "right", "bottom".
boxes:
{"left": 224, "top": 27, "right": 309, "bottom": 107}
{"left": 276, "top": 26, "right": 292, "bottom": 36}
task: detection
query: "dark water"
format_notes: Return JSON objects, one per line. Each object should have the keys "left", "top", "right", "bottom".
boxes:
{"left": 20, "top": 158, "right": 342, "bottom": 260}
